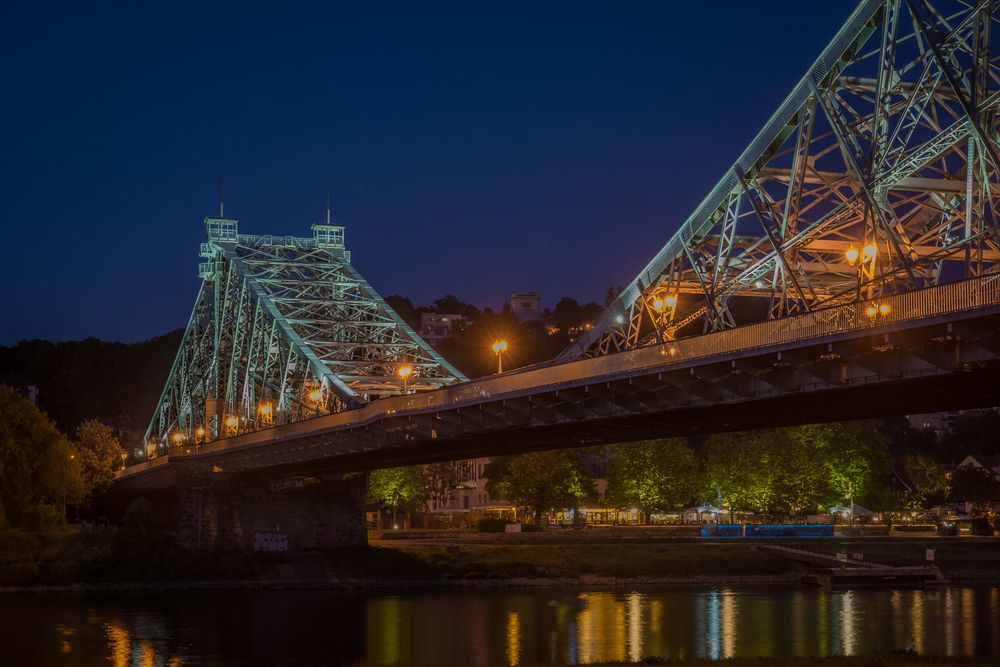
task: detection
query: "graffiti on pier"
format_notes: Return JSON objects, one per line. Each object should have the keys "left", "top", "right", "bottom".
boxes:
{"left": 253, "top": 532, "right": 289, "bottom": 552}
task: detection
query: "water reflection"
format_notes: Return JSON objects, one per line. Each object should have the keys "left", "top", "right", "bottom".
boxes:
{"left": 0, "top": 585, "right": 997, "bottom": 666}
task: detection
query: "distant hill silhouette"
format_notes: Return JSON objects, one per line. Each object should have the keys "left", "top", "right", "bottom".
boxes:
{"left": 0, "top": 331, "right": 183, "bottom": 447}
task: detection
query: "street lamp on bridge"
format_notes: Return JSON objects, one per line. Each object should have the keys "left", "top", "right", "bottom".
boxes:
{"left": 225, "top": 414, "right": 239, "bottom": 437}
{"left": 492, "top": 340, "right": 508, "bottom": 374}
{"left": 398, "top": 365, "right": 413, "bottom": 394}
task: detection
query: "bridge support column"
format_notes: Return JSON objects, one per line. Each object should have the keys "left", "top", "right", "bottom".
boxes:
{"left": 176, "top": 470, "right": 367, "bottom": 550}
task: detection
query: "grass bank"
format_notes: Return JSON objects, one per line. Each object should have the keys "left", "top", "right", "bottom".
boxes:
{"left": 350, "top": 532, "right": 1000, "bottom": 582}
{"left": 346, "top": 655, "right": 997, "bottom": 667}
{"left": 1, "top": 527, "right": 998, "bottom": 588}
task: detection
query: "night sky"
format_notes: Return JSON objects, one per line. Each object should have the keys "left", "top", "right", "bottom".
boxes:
{"left": 0, "top": 1, "right": 852, "bottom": 345}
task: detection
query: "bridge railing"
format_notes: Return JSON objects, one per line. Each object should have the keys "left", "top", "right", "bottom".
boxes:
{"left": 392, "top": 273, "right": 1000, "bottom": 411}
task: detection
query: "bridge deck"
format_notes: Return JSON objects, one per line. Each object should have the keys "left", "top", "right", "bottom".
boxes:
{"left": 118, "top": 274, "right": 1000, "bottom": 488}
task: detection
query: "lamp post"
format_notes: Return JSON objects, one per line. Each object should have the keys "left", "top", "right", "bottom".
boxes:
{"left": 492, "top": 340, "right": 508, "bottom": 374}
{"left": 651, "top": 293, "right": 678, "bottom": 321}
{"left": 398, "top": 365, "right": 413, "bottom": 394}
{"left": 259, "top": 402, "right": 273, "bottom": 427}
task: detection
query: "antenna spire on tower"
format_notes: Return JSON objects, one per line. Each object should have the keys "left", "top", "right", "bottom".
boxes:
{"left": 220, "top": 169, "right": 225, "bottom": 218}
{"left": 325, "top": 177, "right": 331, "bottom": 225}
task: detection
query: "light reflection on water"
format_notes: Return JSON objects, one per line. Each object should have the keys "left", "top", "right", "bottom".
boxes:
{"left": 0, "top": 585, "right": 997, "bottom": 666}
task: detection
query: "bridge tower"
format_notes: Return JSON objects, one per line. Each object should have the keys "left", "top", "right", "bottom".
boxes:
{"left": 141, "top": 215, "right": 466, "bottom": 549}
{"left": 144, "top": 216, "right": 466, "bottom": 459}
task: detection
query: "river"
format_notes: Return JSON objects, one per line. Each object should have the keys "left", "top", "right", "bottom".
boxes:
{"left": 1, "top": 584, "right": 998, "bottom": 665}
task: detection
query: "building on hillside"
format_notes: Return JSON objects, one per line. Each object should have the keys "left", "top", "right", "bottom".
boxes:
{"left": 420, "top": 313, "right": 468, "bottom": 347}
{"left": 1, "top": 375, "right": 39, "bottom": 404}
{"left": 957, "top": 453, "right": 1000, "bottom": 480}
{"left": 507, "top": 292, "right": 543, "bottom": 323}
{"left": 907, "top": 408, "right": 996, "bottom": 439}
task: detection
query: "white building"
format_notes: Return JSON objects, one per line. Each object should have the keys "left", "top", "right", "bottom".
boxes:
{"left": 419, "top": 312, "right": 467, "bottom": 347}
{"left": 507, "top": 292, "right": 543, "bottom": 323}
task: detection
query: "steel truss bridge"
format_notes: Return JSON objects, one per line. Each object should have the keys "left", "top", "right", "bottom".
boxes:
{"left": 121, "top": 0, "right": 1000, "bottom": 492}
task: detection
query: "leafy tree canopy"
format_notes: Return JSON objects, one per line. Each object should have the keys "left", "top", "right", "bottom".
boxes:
{"left": 605, "top": 439, "right": 703, "bottom": 518}
{"left": 485, "top": 450, "right": 595, "bottom": 525}
{"left": 706, "top": 428, "right": 830, "bottom": 515}
{"left": 0, "top": 385, "right": 85, "bottom": 527}
{"left": 792, "top": 420, "right": 891, "bottom": 507}
{"left": 74, "top": 419, "right": 126, "bottom": 502}
{"left": 369, "top": 467, "right": 426, "bottom": 512}
{"left": 950, "top": 464, "right": 1000, "bottom": 509}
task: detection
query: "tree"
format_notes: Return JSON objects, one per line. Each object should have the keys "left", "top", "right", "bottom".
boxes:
{"left": 485, "top": 450, "right": 594, "bottom": 526}
{"left": 0, "top": 385, "right": 85, "bottom": 527}
{"left": 904, "top": 454, "right": 949, "bottom": 507}
{"left": 793, "top": 420, "right": 891, "bottom": 515}
{"left": 422, "top": 461, "right": 465, "bottom": 509}
{"left": 74, "top": 419, "right": 126, "bottom": 502}
{"left": 605, "top": 439, "right": 702, "bottom": 522}
{"left": 431, "top": 295, "right": 480, "bottom": 321}
{"left": 369, "top": 466, "right": 426, "bottom": 528}
{"left": 384, "top": 295, "right": 421, "bottom": 330}
{"left": 552, "top": 298, "right": 582, "bottom": 330}
{"left": 950, "top": 464, "right": 1000, "bottom": 510}
{"left": 706, "top": 429, "right": 829, "bottom": 515}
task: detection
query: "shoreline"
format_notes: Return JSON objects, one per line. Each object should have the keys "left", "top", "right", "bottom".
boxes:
{"left": 3, "top": 570, "right": 997, "bottom": 594}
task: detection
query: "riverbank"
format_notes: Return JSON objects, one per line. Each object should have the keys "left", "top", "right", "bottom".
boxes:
{"left": 1, "top": 526, "right": 997, "bottom": 590}
{"left": 344, "top": 657, "right": 1000, "bottom": 667}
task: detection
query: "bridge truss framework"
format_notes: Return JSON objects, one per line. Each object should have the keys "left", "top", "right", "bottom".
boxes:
{"left": 143, "top": 218, "right": 466, "bottom": 455}
{"left": 562, "top": 0, "right": 1000, "bottom": 361}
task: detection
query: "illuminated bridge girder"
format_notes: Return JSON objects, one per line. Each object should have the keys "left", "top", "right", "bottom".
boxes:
{"left": 144, "top": 219, "right": 465, "bottom": 455}
{"left": 561, "top": 0, "right": 1000, "bottom": 360}
{"left": 119, "top": 274, "right": 1000, "bottom": 492}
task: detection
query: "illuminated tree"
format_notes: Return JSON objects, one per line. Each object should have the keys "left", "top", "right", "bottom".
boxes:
{"left": 904, "top": 454, "right": 949, "bottom": 507}
{"left": 0, "top": 386, "right": 84, "bottom": 528}
{"left": 369, "top": 466, "right": 426, "bottom": 528}
{"left": 792, "top": 420, "right": 891, "bottom": 515}
{"left": 74, "top": 419, "right": 126, "bottom": 501}
{"left": 485, "top": 450, "right": 594, "bottom": 526}
{"left": 706, "top": 428, "right": 828, "bottom": 515}
{"left": 605, "top": 439, "right": 702, "bottom": 522}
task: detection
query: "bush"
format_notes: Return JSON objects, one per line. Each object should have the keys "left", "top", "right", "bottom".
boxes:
{"left": 121, "top": 497, "right": 172, "bottom": 531}
{"left": 520, "top": 523, "right": 542, "bottom": 532}
{"left": 477, "top": 517, "right": 511, "bottom": 533}
{"left": 22, "top": 504, "right": 65, "bottom": 532}
{"left": 0, "top": 529, "right": 43, "bottom": 584}
{"left": 971, "top": 516, "right": 996, "bottom": 536}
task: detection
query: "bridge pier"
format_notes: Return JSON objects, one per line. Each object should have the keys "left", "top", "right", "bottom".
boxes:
{"left": 176, "top": 470, "right": 367, "bottom": 550}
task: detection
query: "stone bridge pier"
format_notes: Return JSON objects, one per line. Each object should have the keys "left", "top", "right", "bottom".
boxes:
{"left": 175, "top": 469, "right": 368, "bottom": 550}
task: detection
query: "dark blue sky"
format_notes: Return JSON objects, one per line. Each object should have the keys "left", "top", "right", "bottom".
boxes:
{"left": 0, "top": 1, "right": 852, "bottom": 344}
